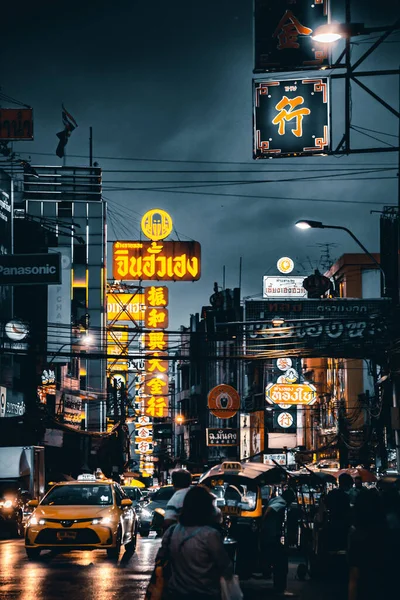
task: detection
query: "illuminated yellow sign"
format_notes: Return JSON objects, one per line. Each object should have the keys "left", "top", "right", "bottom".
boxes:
{"left": 107, "top": 293, "right": 145, "bottom": 322}
{"left": 141, "top": 209, "right": 173, "bottom": 241}
{"left": 113, "top": 241, "right": 201, "bottom": 281}
{"left": 265, "top": 382, "right": 316, "bottom": 405}
{"left": 145, "top": 307, "right": 168, "bottom": 329}
{"left": 145, "top": 286, "right": 169, "bottom": 307}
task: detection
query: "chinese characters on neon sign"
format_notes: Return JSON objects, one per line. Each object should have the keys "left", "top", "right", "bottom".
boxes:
{"left": 254, "top": 0, "right": 330, "bottom": 72}
{"left": 254, "top": 78, "right": 329, "bottom": 158}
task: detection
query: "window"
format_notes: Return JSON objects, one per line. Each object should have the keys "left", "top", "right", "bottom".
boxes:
{"left": 41, "top": 484, "right": 113, "bottom": 506}
{"left": 58, "top": 201, "right": 73, "bottom": 219}
{"left": 114, "top": 485, "right": 123, "bottom": 506}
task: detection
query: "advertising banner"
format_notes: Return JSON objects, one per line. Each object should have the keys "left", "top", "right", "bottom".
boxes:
{"left": 254, "top": 0, "right": 330, "bottom": 72}
{"left": 254, "top": 78, "right": 329, "bottom": 158}
{"left": 206, "top": 428, "right": 239, "bottom": 447}
{"left": 0, "top": 108, "right": 33, "bottom": 140}
{"left": 265, "top": 382, "right": 317, "bottom": 405}
{"left": 47, "top": 248, "right": 71, "bottom": 361}
{"left": 0, "top": 171, "right": 12, "bottom": 321}
{"left": 63, "top": 393, "right": 82, "bottom": 429}
{"left": 245, "top": 298, "right": 391, "bottom": 358}
{"left": 0, "top": 252, "right": 61, "bottom": 285}
{"left": 107, "top": 293, "right": 145, "bottom": 322}
{"left": 113, "top": 241, "right": 201, "bottom": 281}
{"left": 240, "top": 414, "right": 251, "bottom": 459}
{"left": 263, "top": 276, "right": 306, "bottom": 298}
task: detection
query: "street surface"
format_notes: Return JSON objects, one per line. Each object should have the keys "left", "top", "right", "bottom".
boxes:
{"left": 0, "top": 534, "right": 348, "bottom": 600}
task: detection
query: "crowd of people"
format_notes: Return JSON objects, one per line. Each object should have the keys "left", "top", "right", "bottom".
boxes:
{"left": 146, "top": 469, "right": 400, "bottom": 600}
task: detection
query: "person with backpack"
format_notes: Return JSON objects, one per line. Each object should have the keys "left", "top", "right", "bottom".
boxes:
{"left": 162, "top": 485, "right": 233, "bottom": 600}
{"left": 260, "top": 487, "right": 296, "bottom": 596}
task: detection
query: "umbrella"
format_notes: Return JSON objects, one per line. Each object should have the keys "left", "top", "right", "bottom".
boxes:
{"left": 337, "top": 468, "right": 377, "bottom": 483}
{"left": 291, "top": 470, "right": 337, "bottom": 486}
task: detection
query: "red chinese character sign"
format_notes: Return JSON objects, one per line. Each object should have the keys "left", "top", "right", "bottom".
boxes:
{"left": 254, "top": 78, "right": 330, "bottom": 158}
{"left": 254, "top": 0, "right": 330, "bottom": 72}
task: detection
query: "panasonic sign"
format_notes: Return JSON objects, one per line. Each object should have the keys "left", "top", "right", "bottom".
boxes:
{"left": 0, "top": 253, "right": 61, "bottom": 285}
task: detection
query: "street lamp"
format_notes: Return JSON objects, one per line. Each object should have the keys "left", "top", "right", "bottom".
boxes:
{"left": 295, "top": 220, "right": 386, "bottom": 295}
{"left": 48, "top": 334, "right": 94, "bottom": 365}
{"left": 311, "top": 21, "right": 399, "bottom": 43}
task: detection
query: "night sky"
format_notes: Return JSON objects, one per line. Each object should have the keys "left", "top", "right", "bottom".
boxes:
{"left": 1, "top": 0, "right": 399, "bottom": 329}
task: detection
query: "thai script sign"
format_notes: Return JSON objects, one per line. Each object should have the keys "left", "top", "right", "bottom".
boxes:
{"left": 254, "top": 78, "right": 329, "bottom": 158}
{"left": 245, "top": 299, "right": 391, "bottom": 358}
{"left": 206, "top": 428, "right": 239, "bottom": 447}
{"left": 263, "top": 276, "right": 307, "bottom": 298}
{"left": 112, "top": 241, "right": 201, "bottom": 281}
{"left": 107, "top": 293, "right": 145, "bottom": 322}
{"left": 254, "top": 0, "right": 329, "bottom": 72}
{"left": 265, "top": 382, "right": 316, "bottom": 406}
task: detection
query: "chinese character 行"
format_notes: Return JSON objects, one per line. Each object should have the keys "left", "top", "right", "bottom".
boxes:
{"left": 145, "top": 396, "right": 168, "bottom": 418}
{"left": 272, "top": 96, "right": 311, "bottom": 137}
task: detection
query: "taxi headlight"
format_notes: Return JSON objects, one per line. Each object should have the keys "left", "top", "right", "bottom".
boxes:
{"left": 92, "top": 516, "right": 113, "bottom": 525}
{"left": 29, "top": 517, "right": 46, "bottom": 526}
{"left": 3, "top": 500, "right": 13, "bottom": 508}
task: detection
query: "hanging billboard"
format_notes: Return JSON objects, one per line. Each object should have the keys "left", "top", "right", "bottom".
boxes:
{"left": 47, "top": 248, "right": 71, "bottom": 361}
{"left": 253, "top": 78, "right": 330, "bottom": 158}
{"left": 0, "top": 108, "right": 34, "bottom": 140}
{"left": 112, "top": 241, "right": 201, "bottom": 281}
{"left": 206, "top": 429, "right": 239, "bottom": 447}
{"left": 254, "top": 0, "right": 330, "bottom": 72}
{"left": 245, "top": 298, "right": 391, "bottom": 358}
{"left": 263, "top": 276, "right": 306, "bottom": 298}
{"left": 107, "top": 293, "right": 145, "bottom": 322}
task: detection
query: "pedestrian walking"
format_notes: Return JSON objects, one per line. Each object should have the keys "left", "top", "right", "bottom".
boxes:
{"left": 260, "top": 487, "right": 296, "bottom": 596}
{"left": 325, "top": 473, "right": 353, "bottom": 550}
{"left": 349, "top": 476, "right": 367, "bottom": 507}
{"left": 163, "top": 469, "right": 192, "bottom": 530}
{"left": 348, "top": 489, "right": 390, "bottom": 600}
{"left": 162, "top": 485, "right": 235, "bottom": 600}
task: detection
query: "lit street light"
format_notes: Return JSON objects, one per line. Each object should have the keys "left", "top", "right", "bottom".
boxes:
{"left": 295, "top": 219, "right": 386, "bottom": 296}
{"left": 311, "top": 20, "right": 400, "bottom": 43}
{"left": 48, "top": 334, "right": 94, "bottom": 364}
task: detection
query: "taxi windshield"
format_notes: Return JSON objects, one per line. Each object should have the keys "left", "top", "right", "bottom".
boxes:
{"left": 41, "top": 484, "right": 113, "bottom": 506}
{"left": 210, "top": 481, "right": 258, "bottom": 512}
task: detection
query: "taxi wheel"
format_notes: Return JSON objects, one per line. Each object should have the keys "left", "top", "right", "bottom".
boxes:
{"left": 107, "top": 528, "right": 122, "bottom": 560}
{"left": 124, "top": 528, "right": 137, "bottom": 554}
{"left": 26, "top": 548, "right": 41, "bottom": 560}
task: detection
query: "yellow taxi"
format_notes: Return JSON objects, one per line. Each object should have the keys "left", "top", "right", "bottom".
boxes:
{"left": 25, "top": 475, "right": 138, "bottom": 560}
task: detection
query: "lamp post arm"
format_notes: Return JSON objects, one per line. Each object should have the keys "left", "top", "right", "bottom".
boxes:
{"left": 48, "top": 343, "right": 69, "bottom": 365}
{"left": 324, "top": 224, "right": 386, "bottom": 294}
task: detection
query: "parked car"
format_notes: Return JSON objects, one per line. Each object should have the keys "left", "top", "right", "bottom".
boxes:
{"left": 122, "top": 486, "right": 144, "bottom": 508}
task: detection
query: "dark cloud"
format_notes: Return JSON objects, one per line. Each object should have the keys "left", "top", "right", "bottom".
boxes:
{"left": 1, "top": 0, "right": 398, "bottom": 329}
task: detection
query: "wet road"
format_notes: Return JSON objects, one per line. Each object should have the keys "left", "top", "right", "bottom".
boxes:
{"left": 0, "top": 534, "right": 159, "bottom": 600}
{"left": 0, "top": 534, "right": 347, "bottom": 600}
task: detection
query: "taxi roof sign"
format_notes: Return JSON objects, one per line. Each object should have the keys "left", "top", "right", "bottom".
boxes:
{"left": 77, "top": 474, "right": 97, "bottom": 481}
{"left": 221, "top": 461, "right": 243, "bottom": 474}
